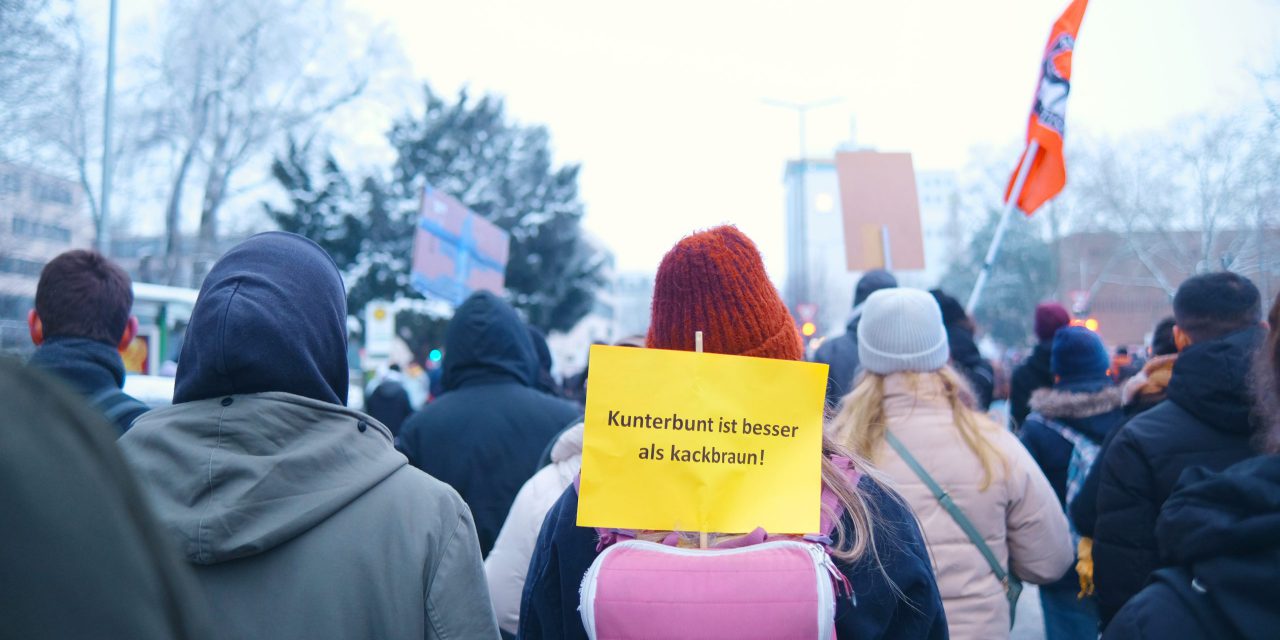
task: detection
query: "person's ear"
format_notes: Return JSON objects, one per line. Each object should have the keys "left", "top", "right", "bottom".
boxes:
{"left": 27, "top": 309, "right": 43, "bottom": 346}
{"left": 1173, "top": 326, "right": 1192, "bottom": 352}
{"left": 118, "top": 316, "right": 139, "bottom": 353}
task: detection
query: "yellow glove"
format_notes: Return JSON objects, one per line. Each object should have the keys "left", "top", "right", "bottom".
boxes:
{"left": 1077, "top": 537, "right": 1095, "bottom": 598}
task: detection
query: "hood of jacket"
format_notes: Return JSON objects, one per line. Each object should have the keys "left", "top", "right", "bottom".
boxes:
{"left": 120, "top": 392, "right": 405, "bottom": 565}
{"left": 1029, "top": 386, "right": 1124, "bottom": 441}
{"left": 1122, "top": 354, "right": 1176, "bottom": 407}
{"left": 1166, "top": 327, "right": 1263, "bottom": 436}
{"left": 174, "top": 232, "right": 349, "bottom": 406}
{"left": 28, "top": 336, "right": 126, "bottom": 395}
{"left": 550, "top": 422, "right": 584, "bottom": 464}
{"left": 1155, "top": 454, "right": 1280, "bottom": 637}
{"left": 441, "top": 291, "right": 537, "bottom": 392}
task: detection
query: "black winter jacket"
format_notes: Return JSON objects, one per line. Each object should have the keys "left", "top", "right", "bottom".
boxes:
{"left": 1104, "top": 455, "right": 1280, "bottom": 640}
{"left": 1092, "top": 328, "right": 1263, "bottom": 625}
{"left": 1009, "top": 342, "right": 1054, "bottom": 430}
{"left": 397, "top": 292, "right": 581, "bottom": 557}
{"left": 813, "top": 315, "right": 862, "bottom": 410}
{"left": 946, "top": 324, "right": 994, "bottom": 411}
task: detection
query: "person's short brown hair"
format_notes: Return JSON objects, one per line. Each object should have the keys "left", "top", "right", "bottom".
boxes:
{"left": 35, "top": 249, "right": 133, "bottom": 345}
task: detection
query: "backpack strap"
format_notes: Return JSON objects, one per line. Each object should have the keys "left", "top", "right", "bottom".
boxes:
{"left": 1037, "top": 418, "right": 1093, "bottom": 450}
{"left": 885, "top": 431, "right": 1013, "bottom": 589}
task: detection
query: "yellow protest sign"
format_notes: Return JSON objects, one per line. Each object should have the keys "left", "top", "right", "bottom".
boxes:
{"left": 577, "top": 344, "right": 828, "bottom": 534}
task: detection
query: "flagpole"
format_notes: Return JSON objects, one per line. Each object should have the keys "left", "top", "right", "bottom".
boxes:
{"left": 965, "top": 139, "right": 1040, "bottom": 315}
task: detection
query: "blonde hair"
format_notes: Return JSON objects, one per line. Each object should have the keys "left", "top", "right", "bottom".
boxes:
{"left": 832, "top": 366, "right": 1007, "bottom": 490}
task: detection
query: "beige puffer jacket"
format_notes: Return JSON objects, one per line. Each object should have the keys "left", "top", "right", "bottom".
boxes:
{"left": 843, "top": 373, "right": 1073, "bottom": 640}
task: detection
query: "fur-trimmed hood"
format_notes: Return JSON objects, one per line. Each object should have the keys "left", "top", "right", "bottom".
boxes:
{"left": 1030, "top": 386, "right": 1124, "bottom": 420}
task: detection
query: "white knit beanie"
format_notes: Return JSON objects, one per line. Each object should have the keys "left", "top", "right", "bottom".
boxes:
{"left": 857, "top": 288, "right": 950, "bottom": 375}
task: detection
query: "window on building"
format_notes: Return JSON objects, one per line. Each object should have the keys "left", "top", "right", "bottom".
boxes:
{"left": 0, "top": 171, "right": 21, "bottom": 196}
{"left": 12, "top": 218, "right": 72, "bottom": 244}
{"left": 0, "top": 256, "right": 46, "bottom": 277}
{"left": 31, "top": 179, "right": 73, "bottom": 205}
{"left": 0, "top": 293, "right": 33, "bottom": 317}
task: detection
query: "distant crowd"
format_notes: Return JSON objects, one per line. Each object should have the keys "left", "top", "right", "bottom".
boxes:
{"left": 4, "top": 226, "right": 1278, "bottom": 640}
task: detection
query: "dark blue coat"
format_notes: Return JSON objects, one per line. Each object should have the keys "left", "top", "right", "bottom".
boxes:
{"left": 28, "top": 337, "right": 149, "bottom": 434}
{"left": 1103, "top": 454, "right": 1280, "bottom": 640}
{"left": 813, "top": 316, "right": 863, "bottom": 410}
{"left": 518, "top": 474, "right": 948, "bottom": 640}
{"left": 1093, "top": 328, "right": 1263, "bottom": 626}
{"left": 398, "top": 292, "right": 581, "bottom": 557}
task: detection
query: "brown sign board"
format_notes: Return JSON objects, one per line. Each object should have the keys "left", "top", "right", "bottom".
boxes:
{"left": 834, "top": 151, "right": 926, "bottom": 271}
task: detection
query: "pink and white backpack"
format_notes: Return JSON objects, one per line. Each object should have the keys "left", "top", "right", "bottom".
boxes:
{"left": 577, "top": 458, "right": 861, "bottom": 640}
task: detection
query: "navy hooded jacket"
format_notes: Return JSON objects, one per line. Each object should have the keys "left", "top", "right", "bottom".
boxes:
{"left": 398, "top": 291, "right": 581, "bottom": 557}
{"left": 174, "top": 231, "right": 349, "bottom": 406}
{"left": 1104, "top": 454, "right": 1280, "bottom": 640}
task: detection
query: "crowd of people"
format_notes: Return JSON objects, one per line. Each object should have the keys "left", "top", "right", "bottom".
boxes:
{"left": 4, "top": 225, "right": 1279, "bottom": 640}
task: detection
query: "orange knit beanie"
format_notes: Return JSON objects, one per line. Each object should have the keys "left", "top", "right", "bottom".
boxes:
{"left": 647, "top": 226, "right": 802, "bottom": 361}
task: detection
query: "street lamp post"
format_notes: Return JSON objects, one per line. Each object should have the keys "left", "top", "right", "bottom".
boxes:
{"left": 99, "top": 0, "right": 119, "bottom": 255}
{"left": 763, "top": 97, "right": 842, "bottom": 310}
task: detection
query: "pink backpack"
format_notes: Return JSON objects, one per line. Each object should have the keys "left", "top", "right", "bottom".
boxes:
{"left": 577, "top": 458, "right": 861, "bottom": 640}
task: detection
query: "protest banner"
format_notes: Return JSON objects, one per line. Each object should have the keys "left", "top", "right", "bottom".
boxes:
{"left": 577, "top": 344, "right": 828, "bottom": 534}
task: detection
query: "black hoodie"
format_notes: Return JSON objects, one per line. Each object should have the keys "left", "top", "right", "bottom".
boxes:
{"left": 398, "top": 291, "right": 581, "bottom": 556}
{"left": 1103, "top": 455, "right": 1280, "bottom": 639}
{"left": 1093, "top": 327, "right": 1263, "bottom": 625}
{"left": 174, "top": 232, "right": 348, "bottom": 406}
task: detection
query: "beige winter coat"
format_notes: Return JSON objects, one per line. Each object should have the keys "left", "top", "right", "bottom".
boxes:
{"left": 839, "top": 373, "right": 1073, "bottom": 640}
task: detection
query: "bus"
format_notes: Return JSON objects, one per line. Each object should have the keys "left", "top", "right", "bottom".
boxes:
{"left": 125, "top": 282, "right": 198, "bottom": 376}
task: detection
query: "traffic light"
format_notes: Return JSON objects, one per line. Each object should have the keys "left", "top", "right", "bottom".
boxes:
{"left": 801, "top": 322, "right": 817, "bottom": 337}
{"left": 428, "top": 349, "right": 442, "bottom": 363}
{"left": 1084, "top": 318, "right": 1099, "bottom": 332}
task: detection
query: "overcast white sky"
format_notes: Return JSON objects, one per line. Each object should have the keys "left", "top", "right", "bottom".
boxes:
{"left": 107, "top": 0, "right": 1280, "bottom": 279}
{"left": 353, "top": 0, "right": 1279, "bottom": 278}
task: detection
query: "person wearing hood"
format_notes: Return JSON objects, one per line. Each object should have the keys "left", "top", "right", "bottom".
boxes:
{"left": 118, "top": 232, "right": 498, "bottom": 640}
{"left": 364, "top": 364, "right": 414, "bottom": 438}
{"left": 930, "top": 288, "right": 996, "bottom": 411}
{"left": 398, "top": 290, "right": 582, "bottom": 557}
{"left": 813, "top": 269, "right": 897, "bottom": 410}
{"left": 526, "top": 325, "right": 562, "bottom": 397}
{"left": 1020, "top": 326, "right": 1125, "bottom": 639}
{"left": 1092, "top": 272, "right": 1265, "bottom": 627}
{"left": 1104, "top": 294, "right": 1280, "bottom": 640}
{"left": 1, "top": 360, "right": 214, "bottom": 640}
{"left": 26, "top": 249, "right": 149, "bottom": 434}
{"left": 1009, "top": 302, "right": 1072, "bottom": 431}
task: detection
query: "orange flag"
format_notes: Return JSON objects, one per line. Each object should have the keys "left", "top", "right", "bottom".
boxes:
{"left": 1006, "top": 0, "right": 1088, "bottom": 216}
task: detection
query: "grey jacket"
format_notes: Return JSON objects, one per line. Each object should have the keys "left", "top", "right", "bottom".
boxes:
{"left": 119, "top": 392, "right": 499, "bottom": 640}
